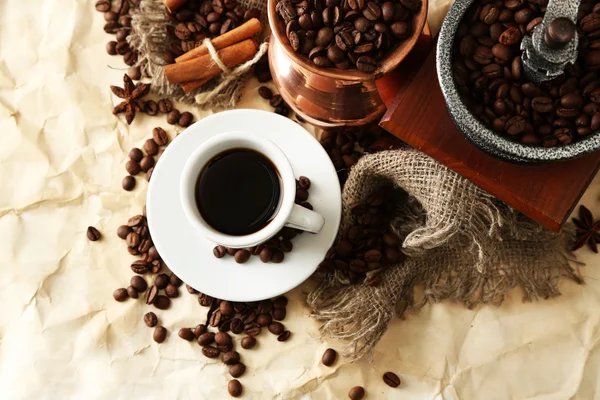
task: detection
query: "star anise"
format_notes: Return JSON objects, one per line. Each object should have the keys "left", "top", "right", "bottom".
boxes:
{"left": 110, "top": 74, "right": 150, "bottom": 125}
{"left": 572, "top": 205, "right": 600, "bottom": 253}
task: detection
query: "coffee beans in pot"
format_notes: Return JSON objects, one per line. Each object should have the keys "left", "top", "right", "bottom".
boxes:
{"left": 453, "top": 0, "right": 600, "bottom": 147}
{"left": 276, "top": 0, "right": 422, "bottom": 70}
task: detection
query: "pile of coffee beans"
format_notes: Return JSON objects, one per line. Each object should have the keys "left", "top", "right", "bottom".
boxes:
{"left": 213, "top": 176, "right": 313, "bottom": 264}
{"left": 319, "top": 126, "right": 388, "bottom": 185}
{"left": 453, "top": 0, "right": 600, "bottom": 147}
{"left": 96, "top": 0, "right": 143, "bottom": 76}
{"left": 163, "top": 0, "right": 262, "bottom": 62}
{"left": 275, "top": 0, "right": 422, "bottom": 71}
{"left": 319, "top": 185, "right": 405, "bottom": 285}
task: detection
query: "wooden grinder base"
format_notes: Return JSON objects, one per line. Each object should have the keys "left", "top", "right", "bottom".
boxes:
{"left": 377, "top": 36, "right": 600, "bottom": 232}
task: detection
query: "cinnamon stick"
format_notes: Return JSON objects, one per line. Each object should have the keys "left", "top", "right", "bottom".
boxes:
{"left": 164, "top": 39, "right": 258, "bottom": 85}
{"left": 180, "top": 77, "right": 210, "bottom": 94}
{"left": 162, "top": 0, "right": 186, "bottom": 12}
{"left": 175, "top": 18, "right": 262, "bottom": 63}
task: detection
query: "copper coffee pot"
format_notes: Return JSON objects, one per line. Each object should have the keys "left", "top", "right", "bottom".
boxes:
{"left": 267, "top": 0, "right": 428, "bottom": 128}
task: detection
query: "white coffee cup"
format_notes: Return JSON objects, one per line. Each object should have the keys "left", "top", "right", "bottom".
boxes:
{"left": 180, "top": 131, "right": 325, "bottom": 248}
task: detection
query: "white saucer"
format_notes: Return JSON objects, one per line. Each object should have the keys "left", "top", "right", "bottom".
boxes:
{"left": 147, "top": 109, "right": 341, "bottom": 301}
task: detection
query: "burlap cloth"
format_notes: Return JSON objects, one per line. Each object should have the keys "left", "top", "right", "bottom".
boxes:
{"left": 307, "top": 150, "right": 581, "bottom": 359}
{"left": 129, "top": 0, "right": 268, "bottom": 108}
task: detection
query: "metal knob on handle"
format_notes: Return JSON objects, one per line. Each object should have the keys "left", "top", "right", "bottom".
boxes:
{"left": 521, "top": 0, "right": 582, "bottom": 84}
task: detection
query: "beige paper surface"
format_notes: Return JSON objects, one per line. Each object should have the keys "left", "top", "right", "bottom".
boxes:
{"left": 0, "top": 0, "right": 599, "bottom": 398}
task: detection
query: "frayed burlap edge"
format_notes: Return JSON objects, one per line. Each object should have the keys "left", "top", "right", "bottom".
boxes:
{"left": 306, "top": 149, "right": 582, "bottom": 360}
{"left": 128, "top": 0, "right": 267, "bottom": 109}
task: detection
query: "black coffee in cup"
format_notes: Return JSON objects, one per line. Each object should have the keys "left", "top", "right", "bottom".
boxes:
{"left": 194, "top": 149, "right": 281, "bottom": 236}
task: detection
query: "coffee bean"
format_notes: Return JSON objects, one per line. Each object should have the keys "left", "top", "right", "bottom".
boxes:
{"left": 356, "top": 55, "right": 377, "bottom": 72}
{"left": 130, "top": 276, "right": 148, "bottom": 292}
{"left": 198, "top": 332, "right": 216, "bottom": 346}
{"left": 383, "top": 371, "right": 401, "bottom": 388}
{"left": 144, "top": 312, "right": 158, "bottom": 327}
{"left": 222, "top": 351, "right": 241, "bottom": 365}
{"left": 348, "top": 386, "right": 365, "bottom": 400}
{"left": 153, "top": 273, "right": 169, "bottom": 289}
{"left": 227, "top": 318, "right": 242, "bottom": 334}
{"left": 167, "top": 110, "right": 181, "bottom": 124}
{"left": 241, "top": 335, "right": 257, "bottom": 349}
{"left": 87, "top": 226, "right": 101, "bottom": 241}
{"left": 150, "top": 127, "right": 169, "bottom": 147}
{"left": 229, "top": 363, "right": 246, "bottom": 378}
{"left": 95, "top": 0, "right": 111, "bottom": 12}
{"left": 106, "top": 41, "right": 118, "bottom": 55}
{"left": 531, "top": 97, "right": 553, "bottom": 113}
{"left": 228, "top": 379, "right": 243, "bottom": 397}
{"left": 256, "top": 313, "right": 273, "bottom": 327}
{"left": 259, "top": 247, "right": 273, "bottom": 262}
{"left": 165, "top": 284, "right": 179, "bottom": 298}
{"left": 272, "top": 250, "right": 285, "bottom": 263}
{"left": 362, "top": 2, "right": 381, "bottom": 21}
{"left": 322, "top": 348, "right": 337, "bottom": 366}
{"left": 257, "top": 299, "right": 273, "bottom": 314}
{"left": 214, "top": 331, "right": 232, "bottom": 347}
{"left": 234, "top": 249, "right": 251, "bottom": 263}
{"left": 193, "top": 324, "right": 207, "bottom": 338}
{"left": 178, "top": 112, "right": 194, "bottom": 127}
{"left": 141, "top": 139, "right": 158, "bottom": 157}
{"left": 154, "top": 295, "right": 171, "bottom": 310}
{"left": 258, "top": 86, "right": 273, "bottom": 99}
{"left": 179, "top": 328, "right": 196, "bottom": 341}
{"left": 202, "top": 345, "right": 220, "bottom": 358}
{"left": 213, "top": 245, "right": 227, "bottom": 258}
{"left": 511, "top": 56, "right": 522, "bottom": 80}
{"left": 244, "top": 323, "right": 261, "bottom": 336}
{"left": 113, "top": 288, "right": 128, "bottom": 302}
{"left": 268, "top": 321, "right": 284, "bottom": 335}
{"left": 277, "top": 330, "right": 291, "bottom": 341}
{"left": 131, "top": 260, "right": 149, "bottom": 274}
{"left": 153, "top": 326, "right": 167, "bottom": 343}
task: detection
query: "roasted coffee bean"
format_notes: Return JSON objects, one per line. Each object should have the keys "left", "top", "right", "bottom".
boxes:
{"left": 153, "top": 326, "right": 167, "bottom": 343}
{"left": 277, "top": 330, "right": 291, "bottom": 341}
{"left": 322, "top": 348, "right": 337, "bottom": 366}
{"left": 167, "top": 110, "right": 181, "bottom": 124}
{"left": 356, "top": 55, "right": 377, "bottom": 72}
{"left": 229, "top": 363, "right": 246, "bottom": 378}
{"left": 95, "top": 0, "right": 111, "bottom": 12}
{"left": 131, "top": 275, "right": 148, "bottom": 292}
{"left": 241, "top": 309, "right": 257, "bottom": 324}
{"left": 179, "top": 328, "right": 196, "bottom": 341}
{"left": 234, "top": 249, "right": 251, "bottom": 263}
{"left": 165, "top": 284, "right": 179, "bottom": 298}
{"left": 209, "top": 310, "right": 222, "bottom": 327}
{"left": 178, "top": 112, "right": 194, "bottom": 127}
{"left": 194, "top": 324, "right": 208, "bottom": 338}
{"left": 268, "top": 321, "right": 285, "bottom": 335}
{"left": 241, "top": 335, "right": 257, "bottom": 349}
{"left": 213, "top": 245, "right": 227, "bottom": 258}
{"left": 215, "top": 331, "right": 233, "bottom": 346}
{"left": 348, "top": 386, "right": 365, "bottom": 400}
{"left": 152, "top": 127, "right": 169, "bottom": 146}
{"left": 87, "top": 226, "right": 101, "bottom": 241}
{"left": 258, "top": 86, "right": 273, "bottom": 99}
{"left": 272, "top": 249, "right": 285, "bottom": 263}
{"left": 144, "top": 285, "right": 159, "bottom": 305}
{"left": 222, "top": 351, "right": 241, "bottom": 365}
{"left": 219, "top": 300, "right": 234, "bottom": 316}
{"left": 531, "top": 97, "right": 553, "bottom": 113}
{"left": 259, "top": 247, "right": 273, "bottom": 262}
{"left": 229, "top": 318, "right": 243, "bottom": 334}
{"left": 245, "top": 323, "right": 261, "bottom": 336}
{"left": 142, "top": 139, "right": 158, "bottom": 156}
{"left": 139, "top": 155, "right": 154, "bottom": 172}
{"left": 383, "top": 371, "right": 401, "bottom": 388}
{"left": 256, "top": 313, "right": 273, "bottom": 327}
{"left": 202, "top": 345, "right": 220, "bottom": 358}
{"left": 125, "top": 231, "right": 140, "bottom": 247}
{"left": 131, "top": 260, "right": 149, "bottom": 274}
{"left": 228, "top": 379, "right": 243, "bottom": 397}
{"left": 113, "top": 288, "right": 128, "bottom": 302}
{"left": 154, "top": 273, "right": 169, "bottom": 289}
{"left": 198, "top": 332, "right": 216, "bottom": 346}
{"left": 157, "top": 99, "right": 173, "bottom": 114}
{"left": 144, "top": 312, "right": 158, "bottom": 327}
{"left": 154, "top": 295, "right": 171, "bottom": 310}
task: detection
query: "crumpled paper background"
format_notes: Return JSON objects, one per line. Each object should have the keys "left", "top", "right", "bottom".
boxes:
{"left": 0, "top": 0, "right": 599, "bottom": 399}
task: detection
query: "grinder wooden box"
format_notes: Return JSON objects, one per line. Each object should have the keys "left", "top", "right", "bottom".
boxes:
{"left": 377, "top": 36, "right": 600, "bottom": 232}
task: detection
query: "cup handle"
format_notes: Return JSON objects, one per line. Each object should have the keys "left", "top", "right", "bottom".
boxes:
{"left": 285, "top": 204, "right": 325, "bottom": 233}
